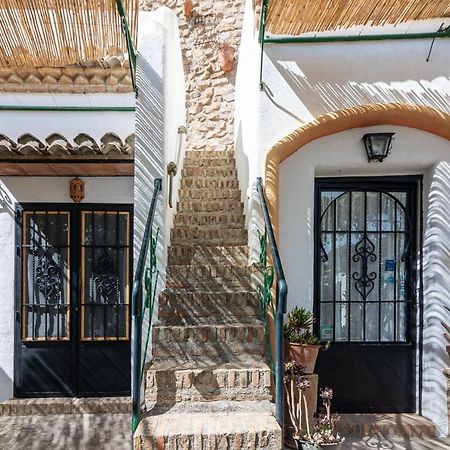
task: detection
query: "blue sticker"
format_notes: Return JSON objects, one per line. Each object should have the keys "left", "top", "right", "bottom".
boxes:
{"left": 385, "top": 259, "right": 396, "bottom": 271}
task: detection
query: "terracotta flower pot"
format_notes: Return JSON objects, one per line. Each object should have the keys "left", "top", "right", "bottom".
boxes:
{"left": 296, "top": 438, "right": 345, "bottom": 450}
{"left": 183, "top": 0, "right": 193, "bottom": 17}
{"left": 285, "top": 342, "right": 320, "bottom": 374}
{"left": 218, "top": 44, "right": 234, "bottom": 72}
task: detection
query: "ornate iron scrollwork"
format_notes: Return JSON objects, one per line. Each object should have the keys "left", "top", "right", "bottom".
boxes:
{"left": 352, "top": 234, "right": 377, "bottom": 300}
{"left": 91, "top": 251, "right": 120, "bottom": 304}
{"left": 34, "top": 251, "right": 62, "bottom": 303}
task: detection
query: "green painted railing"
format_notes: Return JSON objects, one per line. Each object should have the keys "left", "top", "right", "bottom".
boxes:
{"left": 256, "top": 177, "right": 288, "bottom": 435}
{"left": 131, "top": 178, "right": 162, "bottom": 435}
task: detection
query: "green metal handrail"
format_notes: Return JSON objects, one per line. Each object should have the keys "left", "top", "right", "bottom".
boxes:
{"left": 131, "top": 178, "right": 162, "bottom": 435}
{"left": 256, "top": 177, "right": 287, "bottom": 435}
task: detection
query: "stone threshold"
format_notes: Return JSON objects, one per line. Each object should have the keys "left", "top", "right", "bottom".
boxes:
{"left": 336, "top": 413, "right": 436, "bottom": 438}
{"left": 0, "top": 396, "right": 131, "bottom": 415}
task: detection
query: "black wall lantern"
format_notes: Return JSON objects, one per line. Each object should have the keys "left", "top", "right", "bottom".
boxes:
{"left": 362, "top": 132, "right": 395, "bottom": 162}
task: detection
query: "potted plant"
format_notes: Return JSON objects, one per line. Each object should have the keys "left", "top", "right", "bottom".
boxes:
{"left": 284, "top": 307, "right": 326, "bottom": 374}
{"left": 284, "top": 362, "right": 344, "bottom": 450}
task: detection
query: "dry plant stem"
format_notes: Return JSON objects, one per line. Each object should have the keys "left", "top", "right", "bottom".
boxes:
{"left": 303, "top": 394, "right": 311, "bottom": 440}
{"left": 297, "top": 389, "right": 302, "bottom": 436}
{"left": 286, "top": 382, "right": 299, "bottom": 436}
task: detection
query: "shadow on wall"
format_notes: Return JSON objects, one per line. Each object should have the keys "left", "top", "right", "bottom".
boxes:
{"left": 422, "top": 161, "right": 450, "bottom": 436}
{"left": 0, "top": 182, "right": 15, "bottom": 218}
{"left": 264, "top": 42, "right": 450, "bottom": 124}
{"left": 0, "top": 366, "right": 12, "bottom": 401}
{"left": 134, "top": 54, "right": 166, "bottom": 360}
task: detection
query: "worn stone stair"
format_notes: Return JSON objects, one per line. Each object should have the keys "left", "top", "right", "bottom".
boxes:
{"left": 135, "top": 150, "right": 281, "bottom": 449}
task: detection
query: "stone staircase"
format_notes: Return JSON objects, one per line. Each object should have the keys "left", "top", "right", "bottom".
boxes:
{"left": 134, "top": 150, "right": 281, "bottom": 449}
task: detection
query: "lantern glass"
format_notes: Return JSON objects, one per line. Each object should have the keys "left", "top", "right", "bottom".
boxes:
{"left": 362, "top": 133, "right": 395, "bottom": 162}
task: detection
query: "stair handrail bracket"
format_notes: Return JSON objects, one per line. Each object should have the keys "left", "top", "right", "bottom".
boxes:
{"left": 131, "top": 177, "right": 162, "bottom": 436}
{"left": 256, "top": 176, "right": 288, "bottom": 436}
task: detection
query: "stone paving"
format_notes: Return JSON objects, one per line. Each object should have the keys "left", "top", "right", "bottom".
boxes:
{"left": 0, "top": 413, "right": 449, "bottom": 449}
{"left": 0, "top": 413, "right": 129, "bottom": 450}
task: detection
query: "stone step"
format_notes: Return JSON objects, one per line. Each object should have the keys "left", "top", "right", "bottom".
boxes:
{"left": 134, "top": 401, "right": 281, "bottom": 450}
{"left": 181, "top": 167, "right": 237, "bottom": 178}
{"left": 178, "top": 188, "right": 241, "bottom": 200}
{"left": 170, "top": 227, "right": 248, "bottom": 245}
{"left": 167, "top": 245, "right": 248, "bottom": 265}
{"left": 0, "top": 397, "right": 131, "bottom": 416}
{"left": 158, "top": 289, "right": 259, "bottom": 324}
{"left": 174, "top": 212, "right": 245, "bottom": 228}
{"left": 144, "top": 356, "right": 272, "bottom": 404}
{"left": 177, "top": 200, "right": 244, "bottom": 213}
{"left": 152, "top": 323, "right": 264, "bottom": 358}
{"left": 180, "top": 177, "right": 240, "bottom": 189}
{"left": 336, "top": 413, "right": 436, "bottom": 438}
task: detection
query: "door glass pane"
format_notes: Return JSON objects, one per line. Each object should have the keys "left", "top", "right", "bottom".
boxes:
{"left": 81, "top": 211, "right": 130, "bottom": 340}
{"left": 318, "top": 187, "right": 413, "bottom": 344}
{"left": 22, "top": 211, "right": 70, "bottom": 341}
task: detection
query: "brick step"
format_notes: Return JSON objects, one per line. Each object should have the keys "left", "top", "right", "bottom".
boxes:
{"left": 185, "top": 150, "right": 234, "bottom": 159}
{"left": 134, "top": 401, "right": 281, "bottom": 449}
{"left": 0, "top": 397, "right": 131, "bottom": 416}
{"left": 144, "top": 356, "right": 272, "bottom": 404}
{"left": 178, "top": 188, "right": 241, "bottom": 200}
{"left": 180, "top": 178, "right": 239, "bottom": 189}
{"left": 336, "top": 413, "right": 436, "bottom": 439}
{"left": 182, "top": 167, "right": 237, "bottom": 178}
{"left": 168, "top": 245, "right": 248, "bottom": 265}
{"left": 159, "top": 289, "right": 259, "bottom": 323}
{"left": 183, "top": 156, "right": 235, "bottom": 167}
{"left": 174, "top": 212, "right": 245, "bottom": 228}
{"left": 165, "top": 266, "right": 253, "bottom": 290}
{"left": 152, "top": 323, "right": 264, "bottom": 358}
{"left": 170, "top": 227, "right": 248, "bottom": 245}
{"left": 177, "top": 200, "right": 244, "bottom": 213}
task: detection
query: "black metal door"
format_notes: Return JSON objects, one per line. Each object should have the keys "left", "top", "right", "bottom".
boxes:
{"left": 314, "top": 177, "right": 419, "bottom": 413}
{"left": 15, "top": 205, "right": 132, "bottom": 397}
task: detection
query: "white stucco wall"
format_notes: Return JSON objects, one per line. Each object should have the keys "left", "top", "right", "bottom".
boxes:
{"left": 134, "top": 7, "right": 186, "bottom": 364}
{"left": 0, "top": 94, "right": 135, "bottom": 141}
{"left": 0, "top": 176, "right": 133, "bottom": 400}
{"left": 235, "top": 0, "right": 450, "bottom": 207}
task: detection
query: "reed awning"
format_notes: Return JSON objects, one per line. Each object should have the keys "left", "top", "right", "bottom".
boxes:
{"left": 0, "top": 0, "right": 138, "bottom": 68}
{"left": 265, "top": 0, "right": 450, "bottom": 36}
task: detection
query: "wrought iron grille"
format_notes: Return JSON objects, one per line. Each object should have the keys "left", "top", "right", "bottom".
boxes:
{"left": 81, "top": 211, "right": 130, "bottom": 340}
{"left": 317, "top": 188, "right": 413, "bottom": 344}
{"left": 21, "top": 211, "right": 70, "bottom": 341}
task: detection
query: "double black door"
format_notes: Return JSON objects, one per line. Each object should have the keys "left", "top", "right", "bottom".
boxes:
{"left": 314, "top": 177, "right": 419, "bottom": 412}
{"left": 15, "top": 204, "right": 132, "bottom": 397}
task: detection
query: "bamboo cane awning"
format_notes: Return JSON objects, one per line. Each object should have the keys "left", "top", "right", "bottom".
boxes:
{"left": 265, "top": 0, "right": 450, "bottom": 36}
{"left": 0, "top": 0, "right": 138, "bottom": 68}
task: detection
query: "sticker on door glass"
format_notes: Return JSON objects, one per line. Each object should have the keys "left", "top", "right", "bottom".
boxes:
{"left": 320, "top": 325, "right": 333, "bottom": 340}
{"left": 385, "top": 259, "right": 396, "bottom": 271}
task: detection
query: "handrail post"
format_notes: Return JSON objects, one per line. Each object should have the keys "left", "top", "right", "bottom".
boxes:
{"left": 131, "top": 178, "right": 162, "bottom": 437}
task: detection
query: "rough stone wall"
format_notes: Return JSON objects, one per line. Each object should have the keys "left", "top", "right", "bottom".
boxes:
{"left": 140, "top": 0, "right": 245, "bottom": 152}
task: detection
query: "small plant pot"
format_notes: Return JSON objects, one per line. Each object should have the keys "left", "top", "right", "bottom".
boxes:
{"left": 296, "top": 438, "right": 345, "bottom": 450}
{"left": 285, "top": 342, "right": 320, "bottom": 374}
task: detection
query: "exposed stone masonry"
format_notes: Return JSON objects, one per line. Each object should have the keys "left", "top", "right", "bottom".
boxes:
{"left": 140, "top": 0, "right": 245, "bottom": 152}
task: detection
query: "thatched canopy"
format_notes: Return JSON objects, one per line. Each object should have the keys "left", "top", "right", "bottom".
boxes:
{"left": 0, "top": 0, "right": 138, "bottom": 68}
{"left": 265, "top": 0, "right": 450, "bottom": 36}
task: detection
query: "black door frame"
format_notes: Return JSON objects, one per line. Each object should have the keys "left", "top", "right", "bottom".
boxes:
{"left": 313, "top": 175, "right": 423, "bottom": 413}
{"left": 14, "top": 202, "right": 133, "bottom": 397}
